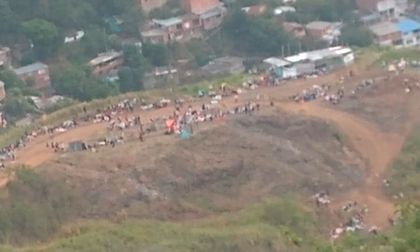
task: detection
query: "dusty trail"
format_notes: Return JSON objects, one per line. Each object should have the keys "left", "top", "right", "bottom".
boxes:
{"left": 1, "top": 68, "right": 405, "bottom": 228}
{"left": 277, "top": 101, "right": 403, "bottom": 227}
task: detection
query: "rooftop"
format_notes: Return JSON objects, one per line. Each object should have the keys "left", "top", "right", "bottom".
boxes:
{"left": 153, "top": 17, "right": 183, "bottom": 27}
{"left": 369, "top": 22, "right": 398, "bottom": 36}
{"left": 306, "top": 21, "right": 333, "bottom": 30}
{"left": 200, "top": 6, "right": 224, "bottom": 19}
{"left": 14, "top": 62, "right": 48, "bottom": 75}
{"left": 241, "top": 4, "right": 267, "bottom": 16}
{"left": 274, "top": 6, "right": 296, "bottom": 15}
{"left": 142, "top": 29, "right": 168, "bottom": 37}
{"left": 263, "top": 57, "right": 292, "bottom": 67}
{"left": 89, "top": 51, "right": 123, "bottom": 66}
{"left": 284, "top": 46, "right": 353, "bottom": 63}
{"left": 283, "top": 22, "right": 304, "bottom": 32}
{"left": 397, "top": 18, "right": 420, "bottom": 33}
{"left": 186, "top": 0, "right": 222, "bottom": 15}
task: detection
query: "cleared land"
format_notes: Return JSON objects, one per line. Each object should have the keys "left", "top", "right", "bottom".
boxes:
{"left": 2, "top": 63, "right": 420, "bottom": 250}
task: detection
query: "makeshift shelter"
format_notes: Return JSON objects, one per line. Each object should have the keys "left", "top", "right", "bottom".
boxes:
{"left": 180, "top": 129, "right": 191, "bottom": 139}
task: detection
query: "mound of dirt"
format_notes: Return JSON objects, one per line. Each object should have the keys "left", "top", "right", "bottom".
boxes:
{"left": 40, "top": 110, "right": 365, "bottom": 219}
{"left": 337, "top": 74, "right": 420, "bottom": 132}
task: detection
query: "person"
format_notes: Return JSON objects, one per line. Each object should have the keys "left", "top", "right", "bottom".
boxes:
{"left": 138, "top": 122, "right": 144, "bottom": 142}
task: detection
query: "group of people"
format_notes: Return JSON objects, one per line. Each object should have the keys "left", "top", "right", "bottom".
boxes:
{"left": 330, "top": 200, "right": 380, "bottom": 240}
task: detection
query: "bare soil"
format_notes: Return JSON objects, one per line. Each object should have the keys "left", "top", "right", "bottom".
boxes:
{"left": 38, "top": 110, "right": 364, "bottom": 222}
{"left": 3, "top": 67, "right": 420, "bottom": 230}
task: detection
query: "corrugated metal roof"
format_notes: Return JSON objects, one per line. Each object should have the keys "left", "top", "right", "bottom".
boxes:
{"left": 200, "top": 6, "right": 223, "bottom": 19}
{"left": 14, "top": 62, "right": 48, "bottom": 75}
{"left": 89, "top": 51, "right": 123, "bottom": 66}
{"left": 285, "top": 54, "right": 307, "bottom": 63}
{"left": 153, "top": 17, "right": 182, "bottom": 27}
{"left": 306, "top": 21, "right": 332, "bottom": 30}
{"left": 397, "top": 18, "right": 420, "bottom": 33}
{"left": 263, "top": 57, "right": 291, "bottom": 67}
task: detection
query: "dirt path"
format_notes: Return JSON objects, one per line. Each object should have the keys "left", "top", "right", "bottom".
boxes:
{"left": 1, "top": 68, "right": 404, "bottom": 228}
{"left": 277, "top": 101, "right": 404, "bottom": 228}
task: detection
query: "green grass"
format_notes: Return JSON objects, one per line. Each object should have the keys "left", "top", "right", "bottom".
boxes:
{"left": 386, "top": 126, "right": 420, "bottom": 201}
{"left": 376, "top": 47, "right": 420, "bottom": 64}
{"left": 1, "top": 198, "right": 327, "bottom": 252}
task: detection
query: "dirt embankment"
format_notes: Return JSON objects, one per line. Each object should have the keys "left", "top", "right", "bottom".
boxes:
{"left": 40, "top": 110, "right": 364, "bottom": 220}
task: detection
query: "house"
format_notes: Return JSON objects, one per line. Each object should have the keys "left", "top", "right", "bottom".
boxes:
{"left": 142, "top": 29, "right": 170, "bottom": 44}
{"left": 274, "top": 6, "right": 296, "bottom": 16}
{"left": 356, "top": 0, "right": 397, "bottom": 20}
{"left": 241, "top": 5, "right": 267, "bottom": 16}
{"left": 369, "top": 21, "right": 401, "bottom": 46}
{"left": 283, "top": 22, "right": 306, "bottom": 38}
{"left": 0, "top": 47, "right": 11, "bottom": 68}
{"left": 397, "top": 18, "right": 420, "bottom": 47}
{"left": 153, "top": 17, "right": 185, "bottom": 41}
{"left": 64, "top": 30, "right": 85, "bottom": 44}
{"left": 0, "top": 81, "right": 5, "bottom": 101}
{"left": 181, "top": 0, "right": 225, "bottom": 30}
{"left": 201, "top": 56, "right": 245, "bottom": 76}
{"left": 142, "top": 6, "right": 222, "bottom": 44}
{"left": 89, "top": 51, "right": 124, "bottom": 76}
{"left": 138, "top": 0, "right": 167, "bottom": 13}
{"left": 263, "top": 46, "right": 354, "bottom": 79}
{"left": 142, "top": 15, "right": 202, "bottom": 44}
{"left": 306, "top": 21, "right": 342, "bottom": 44}
{"left": 181, "top": 0, "right": 221, "bottom": 14}
{"left": 14, "top": 62, "right": 51, "bottom": 92}
{"left": 263, "top": 57, "right": 297, "bottom": 79}
{"left": 199, "top": 6, "right": 225, "bottom": 30}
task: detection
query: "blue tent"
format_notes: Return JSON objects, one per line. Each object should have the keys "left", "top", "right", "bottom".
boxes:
{"left": 180, "top": 129, "right": 191, "bottom": 140}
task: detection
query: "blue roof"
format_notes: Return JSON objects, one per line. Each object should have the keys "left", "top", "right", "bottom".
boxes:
{"left": 397, "top": 19, "right": 420, "bottom": 33}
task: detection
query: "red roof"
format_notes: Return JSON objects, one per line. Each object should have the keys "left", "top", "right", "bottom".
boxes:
{"left": 242, "top": 4, "right": 267, "bottom": 16}
{"left": 356, "top": 0, "right": 381, "bottom": 12}
{"left": 182, "top": 0, "right": 220, "bottom": 14}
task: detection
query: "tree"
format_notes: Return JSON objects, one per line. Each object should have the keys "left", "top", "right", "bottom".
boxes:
{"left": 51, "top": 63, "right": 119, "bottom": 101}
{"left": 340, "top": 25, "right": 374, "bottom": 47}
{"left": 22, "top": 18, "right": 61, "bottom": 59}
{"left": 3, "top": 93, "right": 37, "bottom": 119}
{"left": 0, "top": 70, "right": 35, "bottom": 95}
{"left": 0, "top": 0, "right": 18, "bottom": 41}
{"left": 142, "top": 43, "right": 169, "bottom": 66}
{"left": 118, "top": 67, "right": 136, "bottom": 92}
{"left": 223, "top": 9, "right": 291, "bottom": 56}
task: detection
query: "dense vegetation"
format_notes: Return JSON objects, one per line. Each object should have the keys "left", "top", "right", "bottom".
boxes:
{"left": 0, "top": 0, "right": 373, "bottom": 111}
{"left": 0, "top": 168, "right": 86, "bottom": 244}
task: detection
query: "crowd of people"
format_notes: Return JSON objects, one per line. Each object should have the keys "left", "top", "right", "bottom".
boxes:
{"left": 290, "top": 84, "right": 345, "bottom": 105}
{"left": 0, "top": 78, "right": 266, "bottom": 165}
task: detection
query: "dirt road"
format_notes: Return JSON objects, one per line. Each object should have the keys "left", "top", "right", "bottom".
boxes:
{"left": 278, "top": 102, "right": 404, "bottom": 228}
{"left": 2, "top": 68, "right": 406, "bottom": 228}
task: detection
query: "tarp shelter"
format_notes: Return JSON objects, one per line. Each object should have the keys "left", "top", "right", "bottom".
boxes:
{"left": 68, "top": 141, "right": 87, "bottom": 152}
{"left": 180, "top": 129, "right": 191, "bottom": 140}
